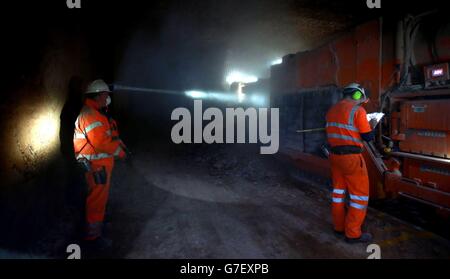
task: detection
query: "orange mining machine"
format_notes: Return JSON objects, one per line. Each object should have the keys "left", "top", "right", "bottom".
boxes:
{"left": 271, "top": 14, "right": 450, "bottom": 214}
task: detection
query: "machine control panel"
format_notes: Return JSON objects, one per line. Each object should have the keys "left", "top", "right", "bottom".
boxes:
{"left": 424, "top": 63, "right": 450, "bottom": 88}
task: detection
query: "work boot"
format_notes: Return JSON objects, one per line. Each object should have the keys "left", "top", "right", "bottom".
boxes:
{"left": 345, "top": 232, "right": 373, "bottom": 244}
{"left": 333, "top": 230, "right": 345, "bottom": 238}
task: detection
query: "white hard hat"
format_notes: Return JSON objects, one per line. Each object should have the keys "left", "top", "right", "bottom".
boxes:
{"left": 85, "top": 79, "right": 111, "bottom": 94}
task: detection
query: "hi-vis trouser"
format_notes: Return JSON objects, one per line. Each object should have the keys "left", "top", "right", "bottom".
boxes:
{"left": 84, "top": 160, "right": 114, "bottom": 240}
{"left": 330, "top": 153, "right": 369, "bottom": 239}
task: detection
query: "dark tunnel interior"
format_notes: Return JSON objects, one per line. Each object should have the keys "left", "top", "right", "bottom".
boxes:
{"left": 1, "top": 0, "right": 450, "bottom": 259}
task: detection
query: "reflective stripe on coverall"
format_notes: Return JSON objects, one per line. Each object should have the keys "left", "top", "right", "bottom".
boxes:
{"left": 325, "top": 99, "right": 371, "bottom": 239}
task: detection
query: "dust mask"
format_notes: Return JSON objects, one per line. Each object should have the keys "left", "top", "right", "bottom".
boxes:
{"left": 106, "top": 96, "right": 111, "bottom": 106}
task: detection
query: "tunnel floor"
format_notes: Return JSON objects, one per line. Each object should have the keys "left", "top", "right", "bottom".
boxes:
{"left": 2, "top": 142, "right": 450, "bottom": 259}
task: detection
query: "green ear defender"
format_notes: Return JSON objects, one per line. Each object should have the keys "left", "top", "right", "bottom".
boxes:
{"left": 352, "top": 90, "right": 362, "bottom": 100}
{"left": 344, "top": 83, "right": 366, "bottom": 101}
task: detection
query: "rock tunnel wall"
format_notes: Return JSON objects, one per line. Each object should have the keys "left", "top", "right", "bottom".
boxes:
{"left": 0, "top": 7, "right": 101, "bottom": 250}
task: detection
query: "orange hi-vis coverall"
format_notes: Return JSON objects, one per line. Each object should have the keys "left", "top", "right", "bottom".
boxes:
{"left": 73, "top": 98, "right": 125, "bottom": 240}
{"left": 325, "top": 99, "right": 372, "bottom": 239}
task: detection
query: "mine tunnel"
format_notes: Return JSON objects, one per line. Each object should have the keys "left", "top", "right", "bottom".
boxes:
{"left": 1, "top": 0, "right": 450, "bottom": 259}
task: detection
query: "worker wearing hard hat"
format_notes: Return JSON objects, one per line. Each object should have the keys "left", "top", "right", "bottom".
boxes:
{"left": 325, "top": 83, "right": 378, "bottom": 243}
{"left": 73, "top": 79, "right": 127, "bottom": 248}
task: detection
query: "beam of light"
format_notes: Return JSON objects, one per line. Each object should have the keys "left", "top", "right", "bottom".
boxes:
{"left": 184, "top": 90, "right": 236, "bottom": 102}
{"left": 113, "top": 84, "right": 182, "bottom": 95}
{"left": 270, "top": 58, "right": 282, "bottom": 65}
{"left": 184, "top": 89, "right": 266, "bottom": 107}
{"left": 249, "top": 94, "right": 267, "bottom": 106}
{"left": 113, "top": 83, "right": 266, "bottom": 106}
{"left": 208, "top": 92, "right": 239, "bottom": 103}
{"left": 185, "top": 90, "right": 208, "bottom": 99}
{"left": 225, "top": 71, "right": 258, "bottom": 85}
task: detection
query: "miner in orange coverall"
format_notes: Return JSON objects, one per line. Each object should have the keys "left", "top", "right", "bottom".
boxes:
{"left": 325, "top": 83, "right": 378, "bottom": 243}
{"left": 73, "top": 79, "right": 127, "bottom": 249}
